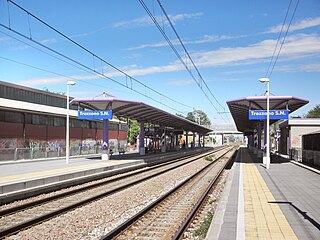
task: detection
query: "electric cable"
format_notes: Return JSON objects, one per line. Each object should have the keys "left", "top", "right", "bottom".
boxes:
{"left": 139, "top": 0, "right": 231, "bottom": 123}
{"left": 266, "top": 0, "right": 300, "bottom": 78}
{"left": 268, "top": 0, "right": 300, "bottom": 78}
{"left": 4, "top": 0, "right": 192, "bottom": 112}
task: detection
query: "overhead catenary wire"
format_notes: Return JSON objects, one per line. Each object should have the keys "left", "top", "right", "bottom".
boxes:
{"left": 0, "top": 24, "right": 186, "bottom": 113}
{"left": 139, "top": 0, "right": 231, "bottom": 123}
{"left": 265, "top": 0, "right": 300, "bottom": 78}
{"left": 265, "top": 0, "right": 293, "bottom": 78}
{"left": 3, "top": 0, "right": 192, "bottom": 113}
{"left": 0, "top": 55, "right": 118, "bottom": 94}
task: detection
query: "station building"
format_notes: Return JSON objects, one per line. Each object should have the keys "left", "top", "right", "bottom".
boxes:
{"left": 0, "top": 81, "right": 128, "bottom": 160}
{"left": 302, "top": 130, "right": 320, "bottom": 167}
{"left": 0, "top": 80, "right": 212, "bottom": 161}
{"left": 278, "top": 118, "right": 320, "bottom": 161}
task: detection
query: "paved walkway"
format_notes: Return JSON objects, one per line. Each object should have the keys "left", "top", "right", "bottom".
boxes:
{"left": 208, "top": 147, "right": 320, "bottom": 240}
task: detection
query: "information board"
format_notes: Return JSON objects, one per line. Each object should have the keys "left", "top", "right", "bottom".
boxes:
{"left": 78, "top": 110, "right": 113, "bottom": 120}
{"left": 249, "top": 110, "right": 289, "bottom": 120}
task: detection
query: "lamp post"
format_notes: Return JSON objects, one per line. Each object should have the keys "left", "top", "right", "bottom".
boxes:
{"left": 259, "top": 77, "right": 270, "bottom": 169}
{"left": 66, "top": 81, "right": 76, "bottom": 164}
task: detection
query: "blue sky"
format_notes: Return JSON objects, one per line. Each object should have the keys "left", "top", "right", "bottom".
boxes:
{"left": 0, "top": 0, "right": 319, "bottom": 127}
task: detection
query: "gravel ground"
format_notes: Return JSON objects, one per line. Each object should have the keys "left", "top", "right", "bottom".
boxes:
{"left": 182, "top": 170, "right": 229, "bottom": 240}
{"left": 6, "top": 158, "right": 211, "bottom": 240}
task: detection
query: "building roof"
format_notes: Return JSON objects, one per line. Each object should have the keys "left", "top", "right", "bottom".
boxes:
{"left": 279, "top": 118, "right": 320, "bottom": 128}
{"left": 227, "top": 95, "right": 309, "bottom": 134}
{"left": 71, "top": 97, "right": 212, "bottom": 134}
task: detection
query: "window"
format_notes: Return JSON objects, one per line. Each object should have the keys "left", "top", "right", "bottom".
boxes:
{"left": 5, "top": 111, "right": 23, "bottom": 123}
{"left": 71, "top": 119, "right": 82, "bottom": 128}
{"left": 54, "top": 117, "right": 65, "bottom": 126}
{"left": 0, "top": 110, "right": 5, "bottom": 122}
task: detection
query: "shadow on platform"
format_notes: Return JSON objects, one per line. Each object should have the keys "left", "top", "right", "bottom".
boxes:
{"left": 269, "top": 201, "right": 320, "bottom": 231}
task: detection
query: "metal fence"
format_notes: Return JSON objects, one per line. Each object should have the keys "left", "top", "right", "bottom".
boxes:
{"left": 289, "top": 148, "right": 302, "bottom": 162}
{"left": 289, "top": 148, "right": 320, "bottom": 168}
{"left": 0, "top": 146, "right": 104, "bottom": 161}
{"left": 302, "top": 149, "right": 320, "bottom": 168}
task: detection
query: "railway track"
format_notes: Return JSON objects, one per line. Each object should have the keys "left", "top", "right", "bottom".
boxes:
{"left": 102, "top": 147, "right": 235, "bottom": 240}
{"left": 0, "top": 147, "right": 228, "bottom": 238}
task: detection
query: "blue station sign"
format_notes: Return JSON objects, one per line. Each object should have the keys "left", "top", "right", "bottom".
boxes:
{"left": 78, "top": 110, "right": 113, "bottom": 120}
{"left": 249, "top": 110, "right": 289, "bottom": 120}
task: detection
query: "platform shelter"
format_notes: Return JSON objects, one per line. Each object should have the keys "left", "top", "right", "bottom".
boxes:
{"left": 71, "top": 97, "right": 212, "bottom": 159}
{"left": 227, "top": 95, "right": 309, "bottom": 157}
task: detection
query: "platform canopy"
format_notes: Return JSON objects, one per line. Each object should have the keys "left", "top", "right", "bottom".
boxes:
{"left": 71, "top": 97, "right": 212, "bottom": 134}
{"left": 227, "top": 96, "right": 309, "bottom": 135}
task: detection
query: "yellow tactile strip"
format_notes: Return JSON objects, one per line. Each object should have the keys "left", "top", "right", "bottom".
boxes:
{"left": 243, "top": 156, "right": 297, "bottom": 240}
{"left": 0, "top": 160, "right": 132, "bottom": 184}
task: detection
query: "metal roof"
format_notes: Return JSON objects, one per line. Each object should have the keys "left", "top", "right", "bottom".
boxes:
{"left": 71, "top": 97, "right": 212, "bottom": 134}
{"left": 227, "top": 95, "right": 309, "bottom": 134}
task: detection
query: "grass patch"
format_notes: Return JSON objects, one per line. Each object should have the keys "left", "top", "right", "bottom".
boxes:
{"left": 194, "top": 211, "right": 214, "bottom": 238}
{"left": 204, "top": 155, "right": 213, "bottom": 161}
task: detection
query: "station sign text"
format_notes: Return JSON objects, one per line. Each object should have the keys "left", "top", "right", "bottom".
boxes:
{"left": 78, "top": 110, "right": 113, "bottom": 120}
{"left": 249, "top": 110, "right": 289, "bottom": 120}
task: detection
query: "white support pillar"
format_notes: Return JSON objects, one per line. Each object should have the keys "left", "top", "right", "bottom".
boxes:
{"left": 263, "top": 120, "right": 267, "bottom": 164}
{"left": 257, "top": 123, "right": 262, "bottom": 158}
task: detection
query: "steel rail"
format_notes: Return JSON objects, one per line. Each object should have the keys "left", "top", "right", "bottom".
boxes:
{"left": 0, "top": 149, "right": 213, "bottom": 217}
{"left": 0, "top": 148, "right": 226, "bottom": 238}
{"left": 101, "top": 147, "right": 234, "bottom": 239}
{"left": 173, "top": 148, "right": 238, "bottom": 239}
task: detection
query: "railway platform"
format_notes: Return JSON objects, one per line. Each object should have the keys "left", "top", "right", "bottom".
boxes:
{"left": 0, "top": 147, "right": 210, "bottom": 204}
{"left": 207, "top": 147, "right": 320, "bottom": 240}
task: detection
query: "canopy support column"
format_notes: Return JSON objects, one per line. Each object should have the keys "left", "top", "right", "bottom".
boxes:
{"left": 139, "top": 121, "right": 145, "bottom": 155}
{"left": 185, "top": 131, "right": 189, "bottom": 149}
{"left": 203, "top": 134, "right": 205, "bottom": 147}
{"left": 192, "top": 132, "right": 196, "bottom": 148}
{"left": 161, "top": 126, "right": 166, "bottom": 153}
{"left": 257, "top": 123, "right": 262, "bottom": 157}
{"left": 102, "top": 119, "right": 109, "bottom": 160}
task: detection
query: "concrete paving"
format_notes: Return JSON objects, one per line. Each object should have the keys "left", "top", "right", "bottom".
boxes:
{"left": 208, "top": 147, "right": 320, "bottom": 240}
{"left": 0, "top": 148, "right": 210, "bottom": 204}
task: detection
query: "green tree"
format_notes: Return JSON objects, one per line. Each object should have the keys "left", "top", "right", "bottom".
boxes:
{"left": 185, "top": 110, "right": 211, "bottom": 127}
{"left": 306, "top": 104, "right": 320, "bottom": 118}
{"left": 186, "top": 112, "right": 196, "bottom": 122}
{"left": 127, "top": 119, "right": 140, "bottom": 145}
{"left": 194, "top": 110, "right": 211, "bottom": 126}
{"left": 176, "top": 113, "right": 185, "bottom": 118}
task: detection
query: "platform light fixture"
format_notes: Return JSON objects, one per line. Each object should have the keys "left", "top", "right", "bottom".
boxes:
{"left": 66, "top": 81, "right": 77, "bottom": 164}
{"left": 259, "top": 77, "right": 270, "bottom": 169}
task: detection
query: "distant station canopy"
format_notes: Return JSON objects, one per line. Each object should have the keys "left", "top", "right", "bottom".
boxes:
{"left": 227, "top": 96, "right": 309, "bottom": 135}
{"left": 71, "top": 97, "right": 212, "bottom": 134}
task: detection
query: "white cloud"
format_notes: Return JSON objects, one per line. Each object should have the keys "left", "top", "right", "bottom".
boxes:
{"left": 39, "top": 38, "right": 57, "bottom": 45}
{"left": 168, "top": 79, "right": 194, "bottom": 86}
{"left": 0, "top": 36, "right": 10, "bottom": 43}
{"left": 18, "top": 34, "right": 320, "bottom": 87}
{"left": 123, "top": 33, "right": 320, "bottom": 77}
{"left": 125, "top": 34, "right": 246, "bottom": 51}
{"left": 73, "top": 26, "right": 108, "bottom": 38}
{"left": 19, "top": 74, "right": 98, "bottom": 86}
{"left": 168, "top": 12, "right": 203, "bottom": 23}
{"left": 191, "top": 34, "right": 320, "bottom": 68}
{"left": 266, "top": 16, "right": 320, "bottom": 33}
{"left": 112, "top": 12, "right": 203, "bottom": 28}
{"left": 119, "top": 64, "right": 184, "bottom": 77}
{"left": 274, "top": 63, "right": 320, "bottom": 73}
